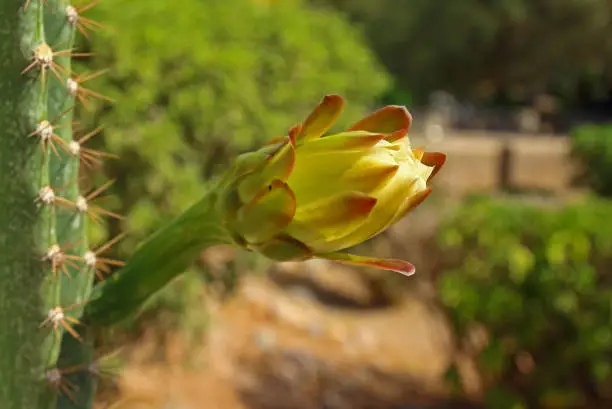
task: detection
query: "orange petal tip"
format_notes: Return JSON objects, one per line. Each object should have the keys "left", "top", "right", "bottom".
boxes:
{"left": 348, "top": 105, "right": 412, "bottom": 134}
{"left": 343, "top": 193, "right": 377, "bottom": 218}
{"left": 297, "top": 94, "right": 345, "bottom": 141}
{"left": 421, "top": 152, "right": 446, "bottom": 181}
{"left": 316, "top": 252, "right": 416, "bottom": 277}
{"left": 400, "top": 188, "right": 432, "bottom": 218}
{"left": 288, "top": 124, "right": 301, "bottom": 146}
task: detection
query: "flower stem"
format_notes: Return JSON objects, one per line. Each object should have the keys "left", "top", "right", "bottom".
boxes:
{"left": 83, "top": 191, "right": 231, "bottom": 327}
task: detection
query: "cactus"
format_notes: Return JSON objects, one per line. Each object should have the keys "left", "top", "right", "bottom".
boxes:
{"left": 0, "top": 0, "right": 114, "bottom": 408}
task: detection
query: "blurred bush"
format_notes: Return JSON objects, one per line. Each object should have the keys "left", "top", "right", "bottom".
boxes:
{"left": 571, "top": 124, "right": 612, "bottom": 197}
{"left": 75, "top": 0, "right": 389, "bottom": 332}
{"left": 437, "top": 196, "right": 612, "bottom": 408}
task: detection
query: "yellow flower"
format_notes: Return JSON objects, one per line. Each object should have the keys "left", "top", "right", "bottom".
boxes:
{"left": 219, "top": 95, "right": 445, "bottom": 275}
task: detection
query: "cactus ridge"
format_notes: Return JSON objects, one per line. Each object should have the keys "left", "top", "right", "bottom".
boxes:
{"left": 0, "top": 1, "right": 116, "bottom": 408}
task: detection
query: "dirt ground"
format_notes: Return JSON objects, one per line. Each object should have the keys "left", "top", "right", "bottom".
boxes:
{"left": 97, "top": 257, "right": 484, "bottom": 409}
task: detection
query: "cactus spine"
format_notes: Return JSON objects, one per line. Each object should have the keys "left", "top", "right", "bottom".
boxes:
{"left": 0, "top": 1, "right": 113, "bottom": 408}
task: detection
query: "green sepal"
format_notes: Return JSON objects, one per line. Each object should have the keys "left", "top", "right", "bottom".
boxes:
{"left": 219, "top": 181, "right": 244, "bottom": 223}
{"left": 223, "top": 150, "right": 272, "bottom": 185}
{"left": 235, "top": 180, "right": 296, "bottom": 244}
{"left": 237, "top": 138, "right": 295, "bottom": 203}
{"left": 253, "top": 234, "right": 312, "bottom": 262}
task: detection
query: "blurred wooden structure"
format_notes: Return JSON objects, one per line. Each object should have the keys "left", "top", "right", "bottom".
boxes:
{"left": 411, "top": 132, "right": 577, "bottom": 197}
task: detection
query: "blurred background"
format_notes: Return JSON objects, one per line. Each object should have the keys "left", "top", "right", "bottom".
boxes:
{"left": 71, "top": 0, "right": 612, "bottom": 408}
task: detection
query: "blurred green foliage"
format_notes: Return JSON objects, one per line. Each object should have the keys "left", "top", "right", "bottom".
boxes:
{"left": 79, "top": 0, "right": 390, "bottom": 250}
{"left": 571, "top": 124, "right": 612, "bottom": 197}
{"left": 313, "top": 0, "right": 612, "bottom": 105}
{"left": 437, "top": 196, "right": 612, "bottom": 408}
{"left": 75, "top": 0, "right": 389, "bottom": 331}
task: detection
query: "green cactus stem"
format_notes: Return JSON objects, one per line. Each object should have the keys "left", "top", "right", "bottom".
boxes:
{"left": 0, "top": 1, "right": 62, "bottom": 408}
{"left": 0, "top": 1, "right": 113, "bottom": 408}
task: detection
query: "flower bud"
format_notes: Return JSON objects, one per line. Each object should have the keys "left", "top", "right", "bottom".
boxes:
{"left": 219, "top": 95, "right": 445, "bottom": 276}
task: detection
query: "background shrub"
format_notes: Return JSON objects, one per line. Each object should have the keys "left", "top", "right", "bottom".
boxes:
{"left": 571, "top": 124, "right": 612, "bottom": 197}
{"left": 437, "top": 196, "right": 612, "bottom": 408}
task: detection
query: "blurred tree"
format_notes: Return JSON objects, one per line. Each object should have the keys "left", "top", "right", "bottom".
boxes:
{"left": 77, "top": 0, "right": 390, "bottom": 254}
{"left": 311, "top": 0, "right": 612, "bottom": 106}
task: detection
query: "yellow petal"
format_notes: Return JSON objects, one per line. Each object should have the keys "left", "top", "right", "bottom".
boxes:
{"left": 288, "top": 148, "right": 399, "bottom": 206}
{"left": 295, "top": 131, "right": 385, "bottom": 153}
{"left": 287, "top": 191, "right": 377, "bottom": 251}
{"left": 412, "top": 147, "right": 425, "bottom": 161}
